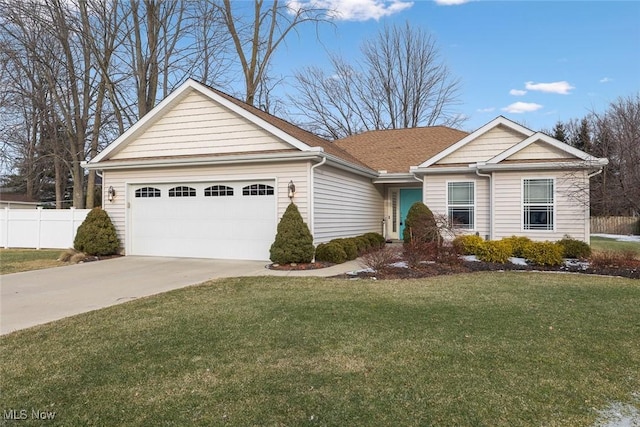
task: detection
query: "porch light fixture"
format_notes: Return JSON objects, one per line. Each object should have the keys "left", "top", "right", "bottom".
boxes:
{"left": 107, "top": 186, "right": 116, "bottom": 202}
{"left": 287, "top": 180, "right": 296, "bottom": 200}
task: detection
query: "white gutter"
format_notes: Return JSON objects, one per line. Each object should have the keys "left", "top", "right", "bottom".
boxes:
{"left": 309, "top": 156, "right": 327, "bottom": 244}
{"left": 82, "top": 151, "right": 325, "bottom": 170}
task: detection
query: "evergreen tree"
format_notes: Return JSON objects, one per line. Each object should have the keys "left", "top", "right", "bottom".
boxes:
{"left": 269, "top": 203, "right": 315, "bottom": 264}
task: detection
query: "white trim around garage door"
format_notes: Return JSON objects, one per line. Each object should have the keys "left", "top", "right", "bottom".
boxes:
{"left": 126, "top": 177, "right": 278, "bottom": 260}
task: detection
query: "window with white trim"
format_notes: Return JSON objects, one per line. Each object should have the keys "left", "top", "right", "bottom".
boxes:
{"left": 242, "top": 184, "right": 274, "bottom": 196}
{"left": 447, "top": 181, "right": 474, "bottom": 229}
{"left": 135, "top": 187, "right": 161, "bottom": 198}
{"left": 204, "top": 185, "right": 234, "bottom": 197}
{"left": 168, "top": 186, "right": 196, "bottom": 197}
{"left": 523, "top": 178, "right": 554, "bottom": 230}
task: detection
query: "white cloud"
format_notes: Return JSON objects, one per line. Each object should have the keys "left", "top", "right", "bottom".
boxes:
{"left": 525, "top": 81, "right": 575, "bottom": 95}
{"left": 509, "top": 89, "right": 527, "bottom": 96}
{"left": 289, "top": 0, "right": 413, "bottom": 21}
{"left": 502, "top": 102, "right": 543, "bottom": 114}
{"left": 600, "top": 77, "right": 613, "bottom": 83}
{"left": 434, "top": 0, "right": 469, "bottom": 5}
{"left": 477, "top": 107, "right": 495, "bottom": 113}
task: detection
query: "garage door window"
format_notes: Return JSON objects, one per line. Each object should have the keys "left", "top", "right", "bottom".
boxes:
{"left": 205, "top": 185, "right": 234, "bottom": 196}
{"left": 243, "top": 184, "right": 274, "bottom": 196}
{"left": 135, "top": 187, "right": 161, "bottom": 198}
{"left": 168, "top": 186, "right": 196, "bottom": 197}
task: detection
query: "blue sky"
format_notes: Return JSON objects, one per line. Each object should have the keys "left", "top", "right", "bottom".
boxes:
{"left": 272, "top": 0, "right": 640, "bottom": 133}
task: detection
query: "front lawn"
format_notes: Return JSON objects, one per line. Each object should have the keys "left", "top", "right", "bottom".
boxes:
{"left": 1, "top": 273, "right": 638, "bottom": 426}
{"left": 0, "top": 249, "right": 63, "bottom": 274}
{"left": 591, "top": 236, "right": 640, "bottom": 258}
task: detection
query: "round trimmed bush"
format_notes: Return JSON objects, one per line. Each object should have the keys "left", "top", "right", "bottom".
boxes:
{"left": 557, "top": 236, "right": 591, "bottom": 259}
{"left": 403, "top": 202, "right": 439, "bottom": 244}
{"left": 269, "top": 203, "right": 315, "bottom": 264}
{"left": 522, "top": 241, "right": 564, "bottom": 266}
{"left": 334, "top": 238, "right": 358, "bottom": 260}
{"left": 315, "top": 242, "right": 348, "bottom": 264}
{"left": 452, "top": 234, "right": 485, "bottom": 255}
{"left": 363, "top": 232, "right": 386, "bottom": 250}
{"left": 354, "top": 236, "right": 372, "bottom": 255}
{"left": 74, "top": 208, "right": 120, "bottom": 256}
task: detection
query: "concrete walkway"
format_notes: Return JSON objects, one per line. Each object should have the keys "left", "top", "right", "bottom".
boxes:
{"left": 0, "top": 256, "right": 363, "bottom": 335}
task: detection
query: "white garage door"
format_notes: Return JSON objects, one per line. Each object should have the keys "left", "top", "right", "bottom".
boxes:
{"left": 130, "top": 181, "right": 277, "bottom": 260}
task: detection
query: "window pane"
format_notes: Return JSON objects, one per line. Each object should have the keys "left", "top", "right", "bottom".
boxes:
{"left": 449, "top": 207, "right": 474, "bottom": 229}
{"left": 524, "top": 206, "right": 554, "bottom": 230}
{"left": 448, "top": 182, "right": 473, "bottom": 205}
{"left": 524, "top": 179, "right": 553, "bottom": 204}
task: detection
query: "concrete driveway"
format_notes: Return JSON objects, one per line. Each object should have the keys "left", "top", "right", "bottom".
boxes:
{"left": 1, "top": 256, "right": 362, "bottom": 335}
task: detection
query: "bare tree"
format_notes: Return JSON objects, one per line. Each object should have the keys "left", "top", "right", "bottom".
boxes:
{"left": 289, "top": 22, "right": 464, "bottom": 139}
{"left": 218, "top": 0, "right": 329, "bottom": 106}
{"left": 592, "top": 94, "right": 640, "bottom": 216}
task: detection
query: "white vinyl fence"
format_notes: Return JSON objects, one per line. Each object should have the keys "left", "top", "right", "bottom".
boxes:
{"left": 0, "top": 207, "right": 90, "bottom": 249}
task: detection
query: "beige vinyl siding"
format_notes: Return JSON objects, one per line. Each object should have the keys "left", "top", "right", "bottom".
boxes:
{"left": 313, "top": 165, "right": 383, "bottom": 243}
{"left": 507, "top": 141, "right": 574, "bottom": 161}
{"left": 423, "top": 173, "right": 490, "bottom": 238}
{"left": 493, "top": 170, "right": 589, "bottom": 242}
{"left": 437, "top": 125, "right": 525, "bottom": 165}
{"left": 102, "top": 161, "right": 310, "bottom": 252}
{"left": 111, "top": 91, "right": 292, "bottom": 160}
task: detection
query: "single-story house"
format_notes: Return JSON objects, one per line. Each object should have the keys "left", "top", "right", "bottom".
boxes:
{"left": 0, "top": 193, "right": 40, "bottom": 209}
{"left": 84, "top": 79, "right": 608, "bottom": 260}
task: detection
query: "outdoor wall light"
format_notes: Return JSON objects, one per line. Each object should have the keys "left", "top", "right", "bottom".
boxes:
{"left": 287, "top": 180, "right": 296, "bottom": 200}
{"left": 107, "top": 186, "right": 116, "bottom": 202}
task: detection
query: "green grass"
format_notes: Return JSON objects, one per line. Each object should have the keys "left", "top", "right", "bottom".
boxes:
{"left": 591, "top": 236, "right": 640, "bottom": 257}
{"left": 1, "top": 273, "right": 639, "bottom": 426}
{"left": 0, "top": 249, "right": 63, "bottom": 274}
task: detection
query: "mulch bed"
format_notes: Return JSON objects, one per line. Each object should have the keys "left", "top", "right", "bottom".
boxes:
{"left": 268, "top": 262, "right": 334, "bottom": 271}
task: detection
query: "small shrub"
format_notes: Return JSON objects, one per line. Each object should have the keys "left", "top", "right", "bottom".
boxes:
{"left": 363, "top": 232, "right": 386, "bottom": 250}
{"left": 315, "top": 242, "right": 348, "bottom": 264}
{"left": 452, "top": 234, "right": 485, "bottom": 255}
{"left": 353, "top": 236, "right": 372, "bottom": 255}
{"left": 476, "top": 240, "right": 512, "bottom": 264}
{"left": 590, "top": 250, "right": 640, "bottom": 269}
{"left": 269, "top": 203, "right": 315, "bottom": 264}
{"left": 58, "top": 248, "right": 83, "bottom": 263}
{"left": 403, "top": 202, "right": 439, "bottom": 244}
{"left": 74, "top": 208, "right": 120, "bottom": 256}
{"left": 361, "top": 245, "right": 401, "bottom": 272}
{"left": 502, "top": 236, "right": 534, "bottom": 258}
{"left": 404, "top": 240, "right": 439, "bottom": 267}
{"left": 522, "top": 241, "right": 564, "bottom": 266}
{"left": 557, "top": 236, "right": 591, "bottom": 259}
{"left": 334, "top": 238, "right": 358, "bottom": 260}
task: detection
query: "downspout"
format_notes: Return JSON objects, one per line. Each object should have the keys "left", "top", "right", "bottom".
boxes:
{"left": 475, "top": 167, "right": 493, "bottom": 240}
{"left": 309, "top": 156, "right": 327, "bottom": 242}
{"left": 585, "top": 168, "right": 604, "bottom": 244}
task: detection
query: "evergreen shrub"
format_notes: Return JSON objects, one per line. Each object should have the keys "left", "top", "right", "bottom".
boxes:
{"left": 476, "top": 240, "right": 512, "bottom": 264}
{"left": 334, "top": 238, "right": 358, "bottom": 260}
{"left": 269, "top": 203, "right": 315, "bottom": 264}
{"left": 315, "top": 242, "right": 347, "bottom": 264}
{"left": 73, "top": 208, "right": 120, "bottom": 256}
{"left": 557, "top": 236, "right": 591, "bottom": 259}
{"left": 403, "top": 202, "right": 439, "bottom": 243}
{"left": 452, "top": 234, "right": 485, "bottom": 255}
{"left": 502, "top": 236, "right": 534, "bottom": 258}
{"left": 522, "top": 241, "right": 564, "bottom": 266}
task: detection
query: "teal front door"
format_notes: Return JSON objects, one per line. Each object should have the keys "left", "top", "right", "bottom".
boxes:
{"left": 399, "top": 188, "right": 422, "bottom": 239}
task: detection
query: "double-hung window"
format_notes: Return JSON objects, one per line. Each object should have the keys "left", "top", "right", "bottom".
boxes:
{"left": 523, "top": 178, "right": 554, "bottom": 230}
{"left": 447, "top": 181, "right": 474, "bottom": 229}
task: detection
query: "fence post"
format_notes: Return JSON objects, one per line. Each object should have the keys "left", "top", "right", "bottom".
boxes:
{"left": 70, "top": 207, "right": 76, "bottom": 247}
{"left": 3, "top": 207, "right": 8, "bottom": 249}
{"left": 36, "top": 206, "right": 43, "bottom": 250}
